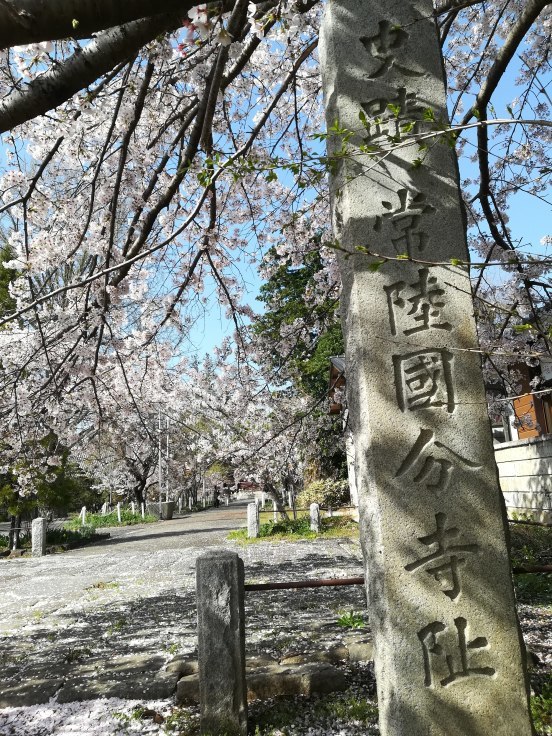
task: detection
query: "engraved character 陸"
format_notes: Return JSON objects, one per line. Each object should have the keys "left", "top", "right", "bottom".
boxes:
{"left": 385, "top": 267, "right": 452, "bottom": 336}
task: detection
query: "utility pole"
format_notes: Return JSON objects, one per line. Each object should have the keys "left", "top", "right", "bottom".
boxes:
{"left": 166, "top": 416, "right": 170, "bottom": 503}
{"left": 158, "top": 410, "right": 163, "bottom": 515}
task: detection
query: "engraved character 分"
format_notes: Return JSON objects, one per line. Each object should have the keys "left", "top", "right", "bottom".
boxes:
{"left": 385, "top": 268, "right": 452, "bottom": 336}
{"left": 393, "top": 349, "right": 455, "bottom": 413}
{"left": 418, "top": 617, "right": 495, "bottom": 688}
{"left": 395, "top": 428, "right": 482, "bottom": 492}
{"left": 405, "top": 512, "right": 479, "bottom": 601}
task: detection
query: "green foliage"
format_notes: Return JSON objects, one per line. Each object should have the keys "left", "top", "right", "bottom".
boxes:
{"left": 0, "top": 238, "right": 16, "bottom": 319}
{"left": 509, "top": 524, "right": 552, "bottom": 568}
{"left": 0, "top": 525, "right": 100, "bottom": 551}
{"left": 228, "top": 515, "right": 358, "bottom": 544}
{"left": 65, "top": 509, "right": 157, "bottom": 529}
{"left": 296, "top": 478, "right": 350, "bottom": 509}
{"left": 254, "top": 245, "right": 344, "bottom": 398}
{"left": 336, "top": 610, "right": 366, "bottom": 630}
{"left": 532, "top": 675, "right": 552, "bottom": 735}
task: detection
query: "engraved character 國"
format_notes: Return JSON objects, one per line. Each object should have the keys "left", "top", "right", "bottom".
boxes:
{"left": 395, "top": 428, "right": 482, "bottom": 493}
{"left": 373, "top": 188, "right": 435, "bottom": 256}
{"left": 393, "top": 349, "right": 455, "bottom": 412}
{"left": 385, "top": 268, "right": 452, "bottom": 336}
{"left": 418, "top": 617, "right": 495, "bottom": 688}
{"left": 405, "top": 512, "right": 479, "bottom": 600}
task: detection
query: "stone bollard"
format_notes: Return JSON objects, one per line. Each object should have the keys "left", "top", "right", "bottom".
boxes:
{"left": 247, "top": 502, "right": 259, "bottom": 538}
{"left": 261, "top": 492, "right": 266, "bottom": 507}
{"left": 117, "top": 502, "right": 122, "bottom": 523}
{"left": 178, "top": 497, "right": 182, "bottom": 513}
{"left": 131, "top": 501, "right": 135, "bottom": 515}
{"left": 141, "top": 503, "right": 145, "bottom": 519}
{"left": 196, "top": 551, "right": 247, "bottom": 736}
{"left": 80, "top": 506, "right": 86, "bottom": 525}
{"left": 226, "top": 496, "right": 229, "bottom": 506}
{"left": 310, "top": 503, "right": 320, "bottom": 533}
{"left": 189, "top": 497, "right": 193, "bottom": 511}
{"left": 203, "top": 497, "right": 206, "bottom": 508}
{"left": 328, "top": 507, "right": 333, "bottom": 518}
{"left": 273, "top": 500, "right": 278, "bottom": 522}
{"left": 31, "top": 517, "right": 47, "bottom": 557}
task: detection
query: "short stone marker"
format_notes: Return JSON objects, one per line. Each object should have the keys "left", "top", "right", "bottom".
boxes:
{"left": 196, "top": 551, "right": 247, "bottom": 735}
{"left": 309, "top": 503, "right": 320, "bottom": 533}
{"left": 131, "top": 501, "right": 135, "bottom": 515}
{"left": 189, "top": 497, "right": 193, "bottom": 511}
{"left": 101, "top": 502, "right": 108, "bottom": 515}
{"left": 247, "top": 502, "right": 259, "bottom": 538}
{"left": 116, "top": 502, "right": 122, "bottom": 523}
{"left": 80, "top": 506, "right": 86, "bottom": 525}
{"left": 31, "top": 517, "right": 47, "bottom": 557}
{"left": 320, "top": 1, "right": 533, "bottom": 734}
{"left": 141, "top": 502, "right": 145, "bottom": 519}
{"left": 273, "top": 500, "right": 277, "bottom": 522}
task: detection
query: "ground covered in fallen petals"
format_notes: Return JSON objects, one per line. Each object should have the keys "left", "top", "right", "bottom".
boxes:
{"left": 0, "top": 504, "right": 550, "bottom": 735}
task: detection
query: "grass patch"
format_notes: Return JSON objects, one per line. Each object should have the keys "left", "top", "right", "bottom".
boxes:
{"left": 532, "top": 675, "right": 552, "bottom": 735}
{"left": 228, "top": 515, "right": 358, "bottom": 544}
{"left": 0, "top": 525, "right": 101, "bottom": 551}
{"left": 65, "top": 508, "right": 157, "bottom": 529}
{"left": 250, "top": 690, "right": 378, "bottom": 735}
{"left": 337, "top": 610, "right": 366, "bottom": 630}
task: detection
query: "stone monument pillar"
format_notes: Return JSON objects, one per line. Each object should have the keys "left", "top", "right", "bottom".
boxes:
{"left": 31, "top": 517, "right": 47, "bottom": 557}
{"left": 319, "top": 2, "right": 534, "bottom": 734}
{"left": 196, "top": 551, "right": 247, "bottom": 735}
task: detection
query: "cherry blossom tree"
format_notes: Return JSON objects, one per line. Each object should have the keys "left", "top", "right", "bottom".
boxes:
{"left": 0, "top": 0, "right": 550, "bottom": 499}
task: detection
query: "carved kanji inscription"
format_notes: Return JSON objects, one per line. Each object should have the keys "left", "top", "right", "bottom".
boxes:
{"left": 395, "top": 429, "right": 482, "bottom": 492}
{"left": 393, "top": 349, "right": 455, "bottom": 413}
{"left": 418, "top": 617, "right": 495, "bottom": 688}
{"left": 360, "top": 87, "right": 430, "bottom": 143}
{"left": 373, "top": 188, "right": 435, "bottom": 256}
{"left": 385, "top": 268, "right": 452, "bottom": 336}
{"left": 359, "top": 21, "right": 423, "bottom": 79}
{"left": 405, "top": 512, "right": 479, "bottom": 600}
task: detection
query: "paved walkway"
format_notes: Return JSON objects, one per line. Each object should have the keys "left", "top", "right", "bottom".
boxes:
{"left": 0, "top": 501, "right": 366, "bottom": 708}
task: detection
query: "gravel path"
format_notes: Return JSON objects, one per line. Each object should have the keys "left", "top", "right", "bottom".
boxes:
{"left": 0, "top": 502, "right": 549, "bottom": 735}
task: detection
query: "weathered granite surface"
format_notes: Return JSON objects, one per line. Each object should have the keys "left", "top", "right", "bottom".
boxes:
{"left": 320, "top": 1, "right": 534, "bottom": 734}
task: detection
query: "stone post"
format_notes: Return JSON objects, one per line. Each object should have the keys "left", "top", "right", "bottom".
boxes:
{"left": 117, "top": 502, "right": 122, "bottom": 523}
{"left": 31, "top": 517, "right": 47, "bottom": 557}
{"left": 141, "top": 503, "right": 145, "bottom": 519}
{"left": 320, "top": 2, "right": 533, "bottom": 735}
{"left": 273, "top": 500, "right": 277, "bottom": 522}
{"left": 189, "top": 497, "right": 193, "bottom": 511}
{"left": 261, "top": 491, "right": 266, "bottom": 507}
{"left": 247, "top": 502, "right": 259, "bottom": 538}
{"left": 131, "top": 501, "right": 135, "bottom": 515}
{"left": 309, "top": 503, "right": 320, "bottom": 533}
{"left": 196, "top": 551, "right": 247, "bottom": 736}
{"left": 80, "top": 506, "right": 86, "bottom": 525}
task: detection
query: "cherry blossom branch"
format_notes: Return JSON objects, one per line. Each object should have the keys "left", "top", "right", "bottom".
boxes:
{"left": 0, "top": 0, "right": 222, "bottom": 49}
{"left": 460, "top": 0, "right": 552, "bottom": 126}
{"left": 0, "top": 13, "right": 181, "bottom": 132}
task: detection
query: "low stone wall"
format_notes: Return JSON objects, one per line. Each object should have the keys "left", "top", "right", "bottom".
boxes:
{"left": 495, "top": 436, "right": 552, "bottom": 522}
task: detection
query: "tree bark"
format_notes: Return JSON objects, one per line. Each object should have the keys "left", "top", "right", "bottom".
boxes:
{"left": 0, "top": 13, "right": 181, "bottom": 133}
{"left": 0, "top": 0, "right": 208, "bottom": 49}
